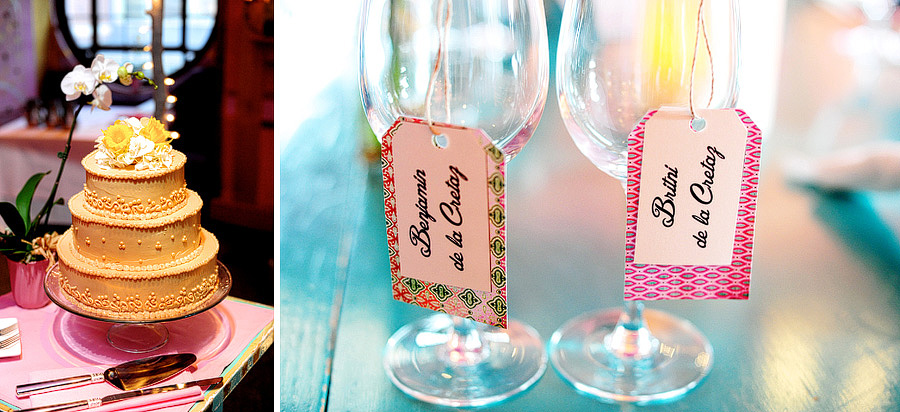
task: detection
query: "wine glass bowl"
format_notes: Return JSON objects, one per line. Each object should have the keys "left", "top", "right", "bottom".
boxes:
{"left": 360, "top": 0, "right": 549, "bottom": 157}
{"left": 550, "top": 0, "right": 740, "bottom": 404}
{"left": 556, "top": 0, "right": 739, "bottom": 180}
{"left": 358, "top": 0, "right": 549, "bottom": 406}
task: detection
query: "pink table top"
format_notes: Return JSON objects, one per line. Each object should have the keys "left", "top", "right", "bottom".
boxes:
{"left": 0, "top": 293, "right": 273, "bottom": 411}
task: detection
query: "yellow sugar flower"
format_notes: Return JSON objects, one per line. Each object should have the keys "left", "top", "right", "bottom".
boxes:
{"left": 140, "top": 117, "right": 171, "bottom": 145}
{"left": 102, "top": 120, "right": 133, "bottom": 156}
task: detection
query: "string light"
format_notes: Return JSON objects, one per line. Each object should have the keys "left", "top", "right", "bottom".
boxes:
{"left": 163, "top": 78, "right": 175, "bottom": 86}
{"left": 142, "top": 62, "right": 153, "bottom": 70}
{"left": 170, "top": 131, "right": 180, "bottom": 139}
{"left": 165, "top": 113, "right": 175, "bottom": 122}
{"left": 166, "top": 95, "right": 177, "bottom": 104}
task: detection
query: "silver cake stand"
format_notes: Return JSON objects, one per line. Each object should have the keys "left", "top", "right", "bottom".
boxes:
{"left": 44, "top": 261, "right": 232, "bottom": 353}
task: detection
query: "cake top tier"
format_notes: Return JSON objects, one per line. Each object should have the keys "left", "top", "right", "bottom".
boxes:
{"left": 83, "top": 149, "right": 187, "bottom": 180}
{"left": 80, "top": 149, "right": 189, "bottom": 220}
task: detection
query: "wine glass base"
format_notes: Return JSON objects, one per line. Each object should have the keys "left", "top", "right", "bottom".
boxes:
{"left": 106, "top": 323, "right": 169, "bottom": 353}
{"left": 384, "top": 313, "right": 547, "bottom": 407}
{"left": 549, "top": 308, "right": 712, "bottom": 405}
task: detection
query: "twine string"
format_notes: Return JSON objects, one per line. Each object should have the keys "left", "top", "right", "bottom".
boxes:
{"left": 442, "top": 0, "right": 452, "bottom": 122}
{"left": 425, "top": 0, "right": 453, "bottom": 137}
{"left": 688, "top": 0, "right": 714, "bottom": 121}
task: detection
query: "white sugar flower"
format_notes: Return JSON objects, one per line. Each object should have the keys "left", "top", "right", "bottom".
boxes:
{"left": 143, "top": 143, "right": 174, "bottom": 169}
{"left": 126, "top": 135, "right": 155, "bottom": 163}
{"left": 60, "top": 65, "right": 96, "bottom": 101}
{"left": 124, "top": 117, "right": 144, "bottom": 134}
{"left": 91, "top": 54, "right": 119, "bottom": 84}
{"left": 92, "top": 146, "right": 114, "bottom": 169}
{"left": 90, "top": 84, "right": 112, "bottom": 111}
{"left": 125, "top": 135, "right": 156, "bottom": 170}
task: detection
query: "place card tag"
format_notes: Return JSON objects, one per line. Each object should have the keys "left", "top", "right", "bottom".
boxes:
{"left": 381, "top": 117, "right": 508, "bottom": 328}
{"left": 624, "top": 108, "right": 762, "bottom": 300}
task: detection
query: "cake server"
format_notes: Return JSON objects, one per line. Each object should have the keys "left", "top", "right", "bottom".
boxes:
{"left": 16, "top": 353, "right": 196, "bottom": 397}
{"left": 17, "top": 377, "right": 222, "bottom": 412}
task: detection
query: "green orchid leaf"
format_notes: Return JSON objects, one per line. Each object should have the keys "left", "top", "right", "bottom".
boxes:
{"left": 15, "top": 171, "right": 51, "bottom": 235}
{"left": 0, "top": 201, "right": 26, "bottom": 237}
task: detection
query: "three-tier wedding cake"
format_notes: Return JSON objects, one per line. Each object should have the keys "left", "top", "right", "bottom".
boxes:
{"left": 55, "top": 117, "right": 220, "bottom": 320}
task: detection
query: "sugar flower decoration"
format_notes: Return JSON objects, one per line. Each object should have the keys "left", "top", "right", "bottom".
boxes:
{"left": 95, "top": 117, "right": 175, "bottom": 170}
{"left": 101, "top": 120, "right": 134, "bottom": 156}
{"left": 140, "top": 116, "right": 173, "bottom": 145}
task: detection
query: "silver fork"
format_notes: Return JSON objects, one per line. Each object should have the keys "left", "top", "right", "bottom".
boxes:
{"left": 0, "top": 332, "right": 20, "bottom": 350}
{"left": 0, "top": 323, "right": 18, "bottom": 336}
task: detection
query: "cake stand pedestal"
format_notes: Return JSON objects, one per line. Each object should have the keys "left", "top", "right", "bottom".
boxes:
{"left": 44, "top": 261, "right": 232, "bottom": 353}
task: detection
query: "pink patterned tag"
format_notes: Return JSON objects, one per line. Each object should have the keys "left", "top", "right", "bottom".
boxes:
{"left": 382, "top": 117, "right": 508, "bottom": 328}
{"left": 625, "top": 108, "right": 762, "bottom": 300}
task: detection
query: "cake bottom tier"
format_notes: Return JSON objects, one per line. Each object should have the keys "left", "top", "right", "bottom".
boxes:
{"left": 56, "top": 228, "right": 220, "bottom": 321}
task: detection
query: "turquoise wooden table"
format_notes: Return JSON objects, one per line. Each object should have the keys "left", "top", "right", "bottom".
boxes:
{"left": 279, "top": 2, "right": 900, "bottom": 410}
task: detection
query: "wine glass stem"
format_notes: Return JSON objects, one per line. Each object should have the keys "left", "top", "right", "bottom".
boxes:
{"left": 605, "top": 181, "right": 660, "bottom": 368}
{"left": 603, "top": 301, "right": 659, "bottom": 370}
{"left": 445, "top": 316, "right": 491, "bottom": 365}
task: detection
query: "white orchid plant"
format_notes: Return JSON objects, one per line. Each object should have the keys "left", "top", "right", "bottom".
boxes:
{"left": 60, "top": 55, "right": 156, "bottom": 111}
{"left": 1, "top": 54, "right": 158, "bottom": 263}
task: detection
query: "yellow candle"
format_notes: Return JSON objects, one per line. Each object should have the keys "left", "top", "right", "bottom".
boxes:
{"left": 640, "top": 0, "right": 702, "bottom": 109}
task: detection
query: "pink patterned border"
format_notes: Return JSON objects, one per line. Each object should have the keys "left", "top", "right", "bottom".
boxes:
{"left": 624, "top": 109, "right": 762, "bottom": 300}
{"left": 381, "top": 117, "right": 508, "bottom": 328}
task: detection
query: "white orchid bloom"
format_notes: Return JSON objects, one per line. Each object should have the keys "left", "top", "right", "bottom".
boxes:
{"left": 60, "top": 65, "right": 96, "bottom": 101}
{"left": 91, "top": 54, "right": 119, "bottom": 84}
{"left": 90, "top": 84, "right": 113, "bottom": 111}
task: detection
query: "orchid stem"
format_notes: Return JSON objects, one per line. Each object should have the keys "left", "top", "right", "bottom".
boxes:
{"left": 37, "top": 103, "right": 82, "bottom": 229}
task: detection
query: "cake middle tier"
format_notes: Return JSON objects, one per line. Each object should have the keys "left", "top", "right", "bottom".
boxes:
{"left": 68, "top": 189, "right": 205, "bottom": 270}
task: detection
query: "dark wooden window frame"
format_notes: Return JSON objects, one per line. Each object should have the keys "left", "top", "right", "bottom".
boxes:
{"left": 53, "top": 0, "right": 220, "bottom": 98}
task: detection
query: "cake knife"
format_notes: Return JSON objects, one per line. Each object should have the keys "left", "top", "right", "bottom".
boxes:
{"left": 17, "top": 377, "right": 222, "bottom": 412}
{"left": 16, "top": 353, "right": 196, "bottom": 397}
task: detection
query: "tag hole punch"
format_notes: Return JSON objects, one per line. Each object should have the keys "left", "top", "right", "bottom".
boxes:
{"left": 432, "top": 133, "right": 449, "bottom": 149}
{"left": 691, "top": 117, "right": 707, "bottom": 132}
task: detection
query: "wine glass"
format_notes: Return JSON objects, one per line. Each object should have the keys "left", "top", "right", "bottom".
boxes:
{"left": 550, "top": 0, "right": 739, "bottom": 404}
{"left": 359, "top": 0, "right": 549, "bottom": 406}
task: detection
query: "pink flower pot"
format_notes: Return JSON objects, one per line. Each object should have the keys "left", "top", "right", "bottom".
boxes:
{"left": 7, "top": 258, "right": 50, "bottom": 309}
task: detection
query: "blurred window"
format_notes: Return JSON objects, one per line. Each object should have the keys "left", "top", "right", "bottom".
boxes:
{"left": 56, "top": 0, "right": 217, "bottom": 80}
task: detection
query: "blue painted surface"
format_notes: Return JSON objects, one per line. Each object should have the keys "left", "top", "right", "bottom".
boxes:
{"left": 279, "top": 2, "right": 900, "bottom": 411}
